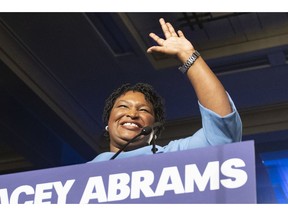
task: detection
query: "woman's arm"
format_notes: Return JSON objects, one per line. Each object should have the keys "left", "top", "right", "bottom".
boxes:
{"left": 147, "top": 18, "right": 232, "bottom": 117}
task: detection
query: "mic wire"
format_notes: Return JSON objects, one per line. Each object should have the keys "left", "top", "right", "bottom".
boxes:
{"left": 110, "top": 126, "right": 152, "bottom": 160}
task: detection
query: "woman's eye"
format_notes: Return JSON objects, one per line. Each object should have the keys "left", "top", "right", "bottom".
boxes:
{"left": 118, "top": 105, "right": 128, "bottom": 108}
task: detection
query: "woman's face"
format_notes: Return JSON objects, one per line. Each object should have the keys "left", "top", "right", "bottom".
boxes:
{"left": 107, "top": 90, "right": 155, "bottom": 152}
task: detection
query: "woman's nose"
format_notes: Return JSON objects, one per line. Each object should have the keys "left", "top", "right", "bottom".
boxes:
{"left": 126, "top": 109, "right": 139, "bottom": 118}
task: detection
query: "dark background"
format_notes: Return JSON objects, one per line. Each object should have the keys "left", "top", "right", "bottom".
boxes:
{"left": 0, "top": 13, "right": 288, "bottom": 203}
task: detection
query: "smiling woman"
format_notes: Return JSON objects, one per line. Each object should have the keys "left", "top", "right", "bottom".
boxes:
{"left": 89, "top": 18, "right": 242, "bottom": 163}
{"left": 107, "top": 89, "right": 158, "bottom": 152}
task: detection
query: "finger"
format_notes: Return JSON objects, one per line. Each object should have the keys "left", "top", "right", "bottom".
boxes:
{"left": 147, "top": 46, "right": 165, "bottom": 54}
{"left": 149, "top": 33, "right": 165, "bottom": 45}
{"left": 167, "top": 22, "right": 178, "bottom": 37}
{"left": 159, "top": 18, "right": 171, "bottom": 39}
{"left": 177, "top": 30, "right": 185, "bottom": 38}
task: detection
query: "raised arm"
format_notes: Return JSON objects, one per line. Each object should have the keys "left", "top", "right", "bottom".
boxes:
{"left": 147, "top": 18, "right": 232, "bottom": 117}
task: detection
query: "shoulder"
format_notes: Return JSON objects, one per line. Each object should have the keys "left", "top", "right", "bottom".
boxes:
{"left": 163, "top": 129, "right": 210, "bottom": 152}
{"left": 89, "top": 152, "right": 114, "bottom": 163}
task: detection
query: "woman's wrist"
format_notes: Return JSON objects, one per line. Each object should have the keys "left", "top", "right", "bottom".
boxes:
{"left": 178, "top": 50, "right": 201, "bottom": 74}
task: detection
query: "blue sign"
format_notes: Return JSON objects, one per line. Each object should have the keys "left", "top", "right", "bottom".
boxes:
{"left": 0, "top": 140, "right": 256, "bottom": 204}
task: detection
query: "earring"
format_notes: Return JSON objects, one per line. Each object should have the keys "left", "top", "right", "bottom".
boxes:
{"left": 105, "top": 126, "right": 109, "bottom": 131}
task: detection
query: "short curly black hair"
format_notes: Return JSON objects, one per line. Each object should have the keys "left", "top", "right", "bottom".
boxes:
{"left": 102, "top": 83, "right": 165, "bottom": 138}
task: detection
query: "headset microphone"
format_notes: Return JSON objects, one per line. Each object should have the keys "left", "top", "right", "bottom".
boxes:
{"left": 110, "top": 125, "right": 153, "bottom": 160}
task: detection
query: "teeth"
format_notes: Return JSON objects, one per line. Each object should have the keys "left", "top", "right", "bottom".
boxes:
{"left": 123, "top": 122, "right": 139, "bottom": 127}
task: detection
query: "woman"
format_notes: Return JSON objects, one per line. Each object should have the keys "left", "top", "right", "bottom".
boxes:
{"left": 90, "top": 18, "right": 242, "bottom": 162}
